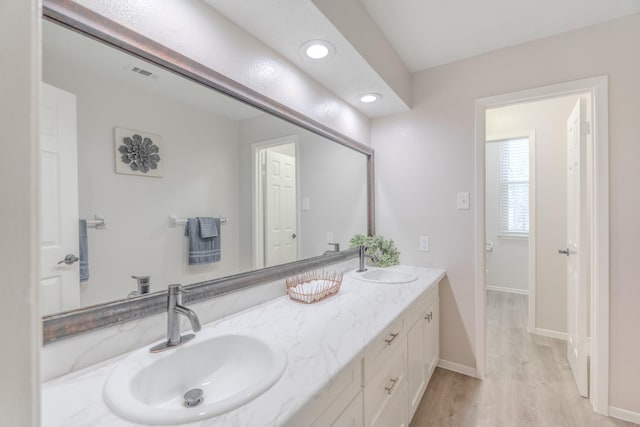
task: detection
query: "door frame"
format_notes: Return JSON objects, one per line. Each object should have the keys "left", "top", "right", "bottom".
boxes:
{"left": 473, "top": 76, "right": 609, "bottom": 414}
{"left": 251, "top": 135, "right": 300, "bottom": 269}
{"left": 485, "top": 130, "right": 536, "bottom": 334}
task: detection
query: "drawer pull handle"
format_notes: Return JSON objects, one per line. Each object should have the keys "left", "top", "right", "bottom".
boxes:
{"left": 384, "top": 333, "right": 399, "bottom": 346}
{"left": 385, "top": 377, "right": 400, "bottom": 395}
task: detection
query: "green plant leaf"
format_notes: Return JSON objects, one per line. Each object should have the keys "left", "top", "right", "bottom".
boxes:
{"left": 349, "top": 234, "right": 400, "bottom": 267}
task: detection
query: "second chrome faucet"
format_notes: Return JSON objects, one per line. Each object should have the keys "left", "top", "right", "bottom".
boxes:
{"left": 150, "top": 284, "right": 201, "bottom": 353}
{"left": 357, "top": 245, "right": 379, "bottom": 272}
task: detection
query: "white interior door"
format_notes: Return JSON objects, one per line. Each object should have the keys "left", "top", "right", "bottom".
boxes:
{"left": 264, "top": 150, "right": 297, "bottom": 266}
{"left": 565, "top": 98, "right": 589, "bottom": 397}
{"left": 40, "top": 83, "right": 80, "bottom": 315}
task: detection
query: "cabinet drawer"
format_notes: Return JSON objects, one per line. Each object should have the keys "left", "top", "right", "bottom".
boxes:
{"left": 370, "top": 382, "right": 408, "bottom": 427}
{"left": 312, "top": 390, "right": 363, "bottom": 427}
{"left": 363, "top": 317, "right": 404, "bottom": 382}
{"left": 364, "top": 336, "right": 407, "bottom": 426}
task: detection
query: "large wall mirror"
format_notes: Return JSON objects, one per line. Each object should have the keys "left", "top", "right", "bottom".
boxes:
{"left": 42, "top": 3, "right": 373, "bottom": 342}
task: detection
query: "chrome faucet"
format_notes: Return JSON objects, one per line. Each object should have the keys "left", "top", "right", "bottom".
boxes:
{"left": 323, "top": 242, "right": 340, "bottom": 255}
{"left": 357, "top": 245, "right": 379, "bottom": 272}
{"left": 150, "top": 284, "right": 202, "bottom": 353}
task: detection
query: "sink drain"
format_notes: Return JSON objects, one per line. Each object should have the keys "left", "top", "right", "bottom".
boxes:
{"left": 183, "top": 388, "right": 204, "bottom": 408}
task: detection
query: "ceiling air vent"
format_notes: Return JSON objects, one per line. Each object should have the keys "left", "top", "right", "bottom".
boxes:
{"left": 125, "top": 64, "right": 159, "bottom": 79}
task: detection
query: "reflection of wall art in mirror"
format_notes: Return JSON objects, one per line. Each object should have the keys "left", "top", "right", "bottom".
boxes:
{"left": 114, "top": 127, "right": 163, "bottom": 177}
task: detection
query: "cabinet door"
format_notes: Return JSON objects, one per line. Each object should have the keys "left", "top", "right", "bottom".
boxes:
{"left": 423, "top": 297, "right": 440, "bottom": 379}
{"left": 407, "top": 317, "right": 426, "bottom": 417}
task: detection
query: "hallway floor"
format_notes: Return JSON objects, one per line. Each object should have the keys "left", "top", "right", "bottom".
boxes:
{"left": 410, "top": 291, "right": 636, "bottom": 427}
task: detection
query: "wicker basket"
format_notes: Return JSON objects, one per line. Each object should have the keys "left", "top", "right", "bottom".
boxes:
{"left": 286, "top": 271, "right": 343, "bottom": 304}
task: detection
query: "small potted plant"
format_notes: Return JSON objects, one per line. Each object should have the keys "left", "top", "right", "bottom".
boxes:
{"left": 350, "top": 234, "right": 400, "bottom": 267}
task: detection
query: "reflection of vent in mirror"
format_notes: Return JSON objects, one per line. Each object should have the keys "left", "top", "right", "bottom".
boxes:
{"left": 127, "top": 65, "right": 158, "bottom": 79}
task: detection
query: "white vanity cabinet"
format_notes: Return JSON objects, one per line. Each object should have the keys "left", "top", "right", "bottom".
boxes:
{"left": 407, "top": 291, "right": 439, "bottom": 419}
{"left": 364, "top": 339, "right": 409, "bottom": 427}
{"left": 310, "top": 391, "right": 364, "bottom": 427}
{"left": 302, "top": 357, "right": 364, "bottom": 427}
{"left": 362, "top": 283, "right": 440, "bottom": 427}
{"left": 423, "top": 296, "right": 440, "bottom": 382}
{"left": 292, "top": 280, "right": 440, "bottom": 427}
{"left": 407, "top": 311, "right": 427, "bottom": 416}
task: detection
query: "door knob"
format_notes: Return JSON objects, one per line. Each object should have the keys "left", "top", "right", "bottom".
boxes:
{"left": 58, "top": 254, "right": 79, "bottom": 265}
{"left": 291, "top": 233, "right": 297, "bottom": 239}
{"left": 558, "top": 248, "right": 570, "bottom": 256}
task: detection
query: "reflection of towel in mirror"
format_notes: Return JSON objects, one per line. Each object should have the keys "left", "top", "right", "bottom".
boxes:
{"left": 198, "top": 217, "right": 218, "bottom": 238}
{"left": 185, "top": 217, "right": 221, "bottom": 265}
{"left": 79, "top": 219, "right": 89, "bottom": 282}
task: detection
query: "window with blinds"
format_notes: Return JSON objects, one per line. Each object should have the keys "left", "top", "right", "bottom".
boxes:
{"left": 499, "top": 138, "right": 529, "bottom": 237}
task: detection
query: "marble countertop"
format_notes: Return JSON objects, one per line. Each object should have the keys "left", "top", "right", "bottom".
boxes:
{"left": 42, "top": 266, "right": 445, "bottom": 427}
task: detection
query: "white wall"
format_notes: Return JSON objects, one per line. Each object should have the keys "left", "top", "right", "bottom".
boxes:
{"left": 238, "top": 115, "right": 368, "bottom": 269}
{"left": 486, "top": 95, "right": 582, "bottom": 333}
{"left": 0, "top": 0, "right": 40, "bottom": 425}
{"left": 372, "top": 13, "right": 640, "bottom": 413}
{"left": 73, "top": 0, "right": 371, "bottom": 145}
{"left": 484, "top": 142, "right": 528, "bottom": 292}
{"left": 43, "top": 60, "right": 247, "bottom": 307}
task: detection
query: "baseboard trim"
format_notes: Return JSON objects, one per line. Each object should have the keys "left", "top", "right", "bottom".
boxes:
{"left": 609, "top": 406, "right": 640, "bottom": 424}
{"left": 486, "top": 285, "right": 528, "bottom": 295}
{"left": 535, "top": 328, "right": 568, "bottom": 340}
{"left": 437, "top": 359, "right": 479, "bottom": 379}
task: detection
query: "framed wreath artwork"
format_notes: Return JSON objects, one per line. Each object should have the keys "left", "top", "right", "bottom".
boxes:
{"left": 114, "top": 127, "right": 163, "bottom": 177}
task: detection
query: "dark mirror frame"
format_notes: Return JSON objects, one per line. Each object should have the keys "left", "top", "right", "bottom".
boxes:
{"left": 42, "top": 0, "right": 375, "bottom": 344}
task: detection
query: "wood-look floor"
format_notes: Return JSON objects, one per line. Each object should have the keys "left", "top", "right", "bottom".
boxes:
{"left": 410, "top": 291, "right": 637, "bottom": 427}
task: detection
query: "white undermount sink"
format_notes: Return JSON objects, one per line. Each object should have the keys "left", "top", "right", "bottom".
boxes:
{"left": 351, "top": 267, "right": 417, "bottom": 284}
{"left": 103, "top": 330, "right": 287, "bottom": 425}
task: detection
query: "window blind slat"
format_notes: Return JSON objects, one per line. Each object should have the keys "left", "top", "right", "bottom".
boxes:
{"left": 499, "top": 138, "right": 529, "bottom": 236}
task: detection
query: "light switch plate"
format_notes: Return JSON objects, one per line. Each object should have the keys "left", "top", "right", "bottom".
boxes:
{"left": 419, "top": 236, "right": 430, "bottom": 252}
{"left": 302, "top": 197, "right": 311, "bottom": 211}
{"left": 457, "top": 192, "right": 470, "bottom": 210}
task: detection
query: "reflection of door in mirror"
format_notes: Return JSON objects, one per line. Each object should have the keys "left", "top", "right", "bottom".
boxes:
{"left": 40, "top": 83, "right": 80, "bottom": 315}
{"left": 256, "top": 140, "right": 298, "bottom": 267}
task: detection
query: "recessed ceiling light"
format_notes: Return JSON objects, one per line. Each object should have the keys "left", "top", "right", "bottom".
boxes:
{"left": 301, "top": 40, "right": 335, "bottom": 60}
{"left": 360, "top": 93, "right": 381, "bottom": 103}
{"left": 307, "top": 44, "right": 328, "bottom": 59}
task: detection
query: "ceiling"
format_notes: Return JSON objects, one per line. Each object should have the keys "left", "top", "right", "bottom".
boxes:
{"left": 203, "top": 0, "right": 411, "bottom": 118}
{"left": 361, "top": 0, "right": 640, "bottom": 72}
{"left": 204, "top": 0, "right": 640, "bottom": 118}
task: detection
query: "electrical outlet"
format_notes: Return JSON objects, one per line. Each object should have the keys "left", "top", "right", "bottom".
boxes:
{"left": 419, "top": 236, "right": 430, "bottom": 252}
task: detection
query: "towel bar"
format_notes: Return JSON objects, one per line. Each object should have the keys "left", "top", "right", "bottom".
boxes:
{"left": 84, "top": 215, "right": 106, "bottom": 228}
{"left": 168, "top": 215, "right": 228, "bottom": 227}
